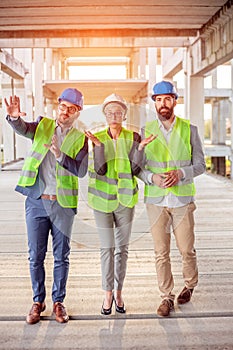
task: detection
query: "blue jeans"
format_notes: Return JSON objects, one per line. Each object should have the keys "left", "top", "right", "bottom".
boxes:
{"left": 25, "top": 197, "right": 75, "bottom": 303}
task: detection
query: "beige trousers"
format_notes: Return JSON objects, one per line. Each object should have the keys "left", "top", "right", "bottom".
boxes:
{"left": 146, "top": 202, "right": 198, "bottom": 300}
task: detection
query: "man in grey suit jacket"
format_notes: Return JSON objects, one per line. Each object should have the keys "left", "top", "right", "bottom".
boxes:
{"left": 138, "top": 80, "right": 206, "bottom": 317}
{"left": 5, "top": 89, "right": 88, "bottom": 324}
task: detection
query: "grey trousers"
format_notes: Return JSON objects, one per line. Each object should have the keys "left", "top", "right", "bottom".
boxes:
{"left": 94, "top": 205, "right": 135, "bottom": 291}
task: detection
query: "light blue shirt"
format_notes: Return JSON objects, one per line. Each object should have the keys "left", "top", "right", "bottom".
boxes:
{"left": 41, "top": 123, "right": 71, "bottom": 195}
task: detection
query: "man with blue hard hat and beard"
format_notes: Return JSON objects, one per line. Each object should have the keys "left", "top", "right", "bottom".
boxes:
{"left": 5, "top": 88, "right": 88, "bottom": 324}
{"left": 138, "top": 80, "right": 205, "bottom": 317}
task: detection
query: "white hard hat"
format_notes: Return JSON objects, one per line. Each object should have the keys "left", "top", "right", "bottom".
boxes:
{"left": 102, "top": 93, "right": 128, "bottom": 113}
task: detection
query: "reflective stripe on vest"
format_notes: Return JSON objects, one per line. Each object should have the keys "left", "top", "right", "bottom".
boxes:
{"left": 144, "top": 117, "right": 195, "bottom": 201}
{"left": 88, "top": 127, "right": 138, "bottom": 213}
{"left": 18, "top": 117, "right": 85, "bottom": 208}
{"left": 18, "top": 118, "right": 55, "bottom": 187}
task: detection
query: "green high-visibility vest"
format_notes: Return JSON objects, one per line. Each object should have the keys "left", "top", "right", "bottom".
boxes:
{"left": 144, "top": 117, "right": 195, "bottom": 201}
{"left": 88, "top": 127, "right": 138, "bottom": 213}
{"left": 18, "top": 117, "right": 85, "bottom": 208}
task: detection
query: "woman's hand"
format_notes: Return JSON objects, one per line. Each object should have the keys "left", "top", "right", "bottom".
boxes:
{"left": 138, "top": 134, "right": 157, "bottom": 151}
{"left": 85, "top": 130, "right": 102, "bottom": 147}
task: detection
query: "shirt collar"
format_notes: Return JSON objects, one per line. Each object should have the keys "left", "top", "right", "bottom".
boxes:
{"left": 157, "top": 115, "right": 176, "bottom": 132}
{"left": 55, "top": 121, "right": 72, "bottom": 135}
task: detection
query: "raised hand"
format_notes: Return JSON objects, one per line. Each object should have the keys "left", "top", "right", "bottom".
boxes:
{"left": 4, "top": 95, "right": 26, "bottom": 118}
{"left": 138, "top": 134, "right": 157, "bottom": 151}
{"left": 84, "top": 130, "right": 102, "bottom": 147}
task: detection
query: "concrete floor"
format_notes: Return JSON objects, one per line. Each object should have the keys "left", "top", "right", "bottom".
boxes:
{"left": 0, "top": 166, "right": 233, "bottom": 350}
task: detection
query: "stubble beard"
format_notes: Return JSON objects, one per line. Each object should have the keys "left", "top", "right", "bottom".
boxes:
{"left": 156, "top": 106, "right": 174, "bottom": 121}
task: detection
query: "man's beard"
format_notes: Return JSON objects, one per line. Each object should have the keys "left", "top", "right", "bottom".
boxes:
{"left": 156, "top": 106, "right": 174, "bottom": 121}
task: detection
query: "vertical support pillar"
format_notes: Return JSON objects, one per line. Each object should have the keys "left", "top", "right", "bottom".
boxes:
{"left": 1, "top": 55, "right": 15, "bottom": 163}
{"left": 33, "top": 48, "right": 45, "bottom": 117}
{"left": 189, "top": 77, "right": 204, "bottom": 141}
{"left": 60, "top": 49, "right": 66, "bottom": 80}
{"left": 0, "top": 65, "right": 3, "bottom": 168}
{"left": 13, "top": 48, "right": 33, "bottom": 160}
{"left": 211, "top": 99, "right": 219, "bottom": 144}
{"left": 211, "top": 69, "right": 218, "bottom": 144}
{"left": 148, "top": 48, "right": 157, "bottom": 118}
{"left": 230, "top": 59, "right": 233, "bottom": 179}
{"left": 130, "top": 49, "right": 139, "bottom": 79}
{"left": 139, "top": 48, "right": 146, "bottom": 79}
{"left": 184, "top": 48, "right": 204, "bottom": 140}
{"left": 45, "top": 48, "right": 54, "bottom": 118}
{"left": 53, "top": 49, "right": 60, "bottom": 80}
{"left": 161, "top": 48, "right": 174, "bottom": 79}
{"left": 127, "top": 48, "right": 148, "bottom": 131}
{"left": 219, "top": 99, "right": 228, "bottom": 144}
{"left": 127, "top": 104, "right": 139, "bottom": 132}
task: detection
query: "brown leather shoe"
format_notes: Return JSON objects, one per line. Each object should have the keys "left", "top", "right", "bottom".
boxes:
{"left": 26, "top": 302, "right": 46, "bottom": 324}
{"left": 157, "top": 299, "right": 174, "bottom": 317}
{"left": 53, "top": 302, "right": 69, "bottom": 323}
{"left": 177, "top": 287, "right": 193, "bottom": 304}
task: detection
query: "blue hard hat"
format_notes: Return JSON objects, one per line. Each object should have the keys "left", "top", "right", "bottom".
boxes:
{"left": 58, "top": 88, "right": 84, "bottom": 110}
{"left": 151, "top": 81, "right": 178, "bottom": 100}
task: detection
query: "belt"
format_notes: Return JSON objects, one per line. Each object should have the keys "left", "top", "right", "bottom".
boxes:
{"left": 41, "top": 194, "right": 57, "bottom": 201}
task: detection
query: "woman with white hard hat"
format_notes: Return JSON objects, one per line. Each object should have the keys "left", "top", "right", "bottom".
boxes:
{"left": 85, "top": 93, "right": 155, "bottom": 315}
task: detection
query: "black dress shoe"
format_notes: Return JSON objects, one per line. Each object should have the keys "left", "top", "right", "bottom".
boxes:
{"left": 115, "top": 300, "right": 126, "bottom": 314}
{"left": 101, "top": 296, "right": 114, "bottom": 315}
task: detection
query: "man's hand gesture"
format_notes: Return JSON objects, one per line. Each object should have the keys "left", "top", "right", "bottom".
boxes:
{"left": 4, "top": 95, "right": 26, "bottom": 118}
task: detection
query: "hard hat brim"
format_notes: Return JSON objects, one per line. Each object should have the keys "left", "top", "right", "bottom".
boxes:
{"left": 151, "top": 93, "right": 178, "bottom": 101}
{"left": 103, "top": 101, "right": 128, "bottom": 112}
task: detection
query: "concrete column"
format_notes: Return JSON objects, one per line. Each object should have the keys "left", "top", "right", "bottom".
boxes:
{"left": 45, "top": 49, "right": 54, "bottom": 118}
{"left": 148, "top": 48, "right": 157, "bottom": 119}
{"left": 13, "top": 49, "right": 33, "bottom": 160}
{"left": 211, "top": 99, "right": 219, "bottom": 144}
{"left": 211, "top": 69, "right": 228, "bottom": 144}
{"left": 127, "top": 104, "right": 137, "bottom": 132}
{"left": 33, "top": 48, "right": 45, "bottom": 117}
{"left": 210, "top": 68, "right": 230, "bottom": 176}
{"left": 230, "top": 59, "right": 233, "bottom": 178}
{"left": 0, "top": 67, "right": 4, "bottom": 168}
{"left": 161, "top": 48, "right": 174, "bottom": 79}
{"left": 130, "top": 49, "right": 139, "bottom": 79}
{"left": 53, "top": 50, "right": 60, "bottom": 80}
{"left": 127, "top": 48, "right": 147, "bottom": 131}
{"left": 183, "top": 49, "right": 189, "bottom": 120}
{"left": 190, "top": 77, "right": 204, "bottom": 141}
{"left": 139, "top": 48, "right": 146, "bottom": 79}
{"left": 219, "top": 99, "right": 228, "bottom": 144}
{"left": 60, "top": 50, "right": 66, "bottom": 80}
{"left": 184, "top": 48, "right": 204, "bottom": 141}
{"left": 127, "top": 103, "right": 143, "bottom": 133}
{"left": 1, "top": 71, "right": 15, "bottom": 163}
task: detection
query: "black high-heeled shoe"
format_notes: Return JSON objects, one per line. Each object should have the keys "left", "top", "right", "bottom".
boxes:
{"left": 114, "top": 299, "right": 126, "bottom": 314}
{"left": 101, "top": 296, "right": 114, "bottom": 315}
